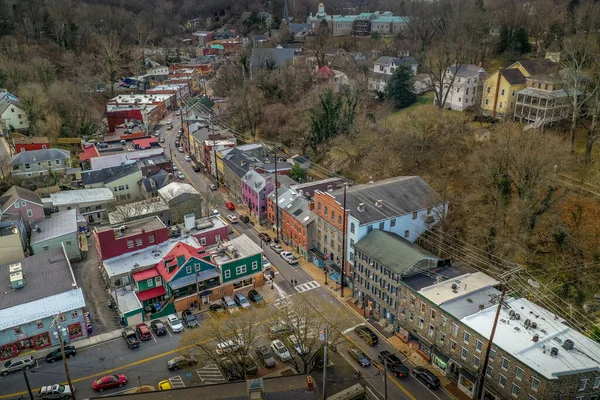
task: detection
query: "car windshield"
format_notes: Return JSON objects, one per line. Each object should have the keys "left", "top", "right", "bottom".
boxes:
{"left": 170, "top": 317, "right": 181, "bottom": 324}
{"left": 254, "top": 293, "right": 263, "bottom": 300}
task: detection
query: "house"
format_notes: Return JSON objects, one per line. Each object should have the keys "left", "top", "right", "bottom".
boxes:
{"left": 49, "top": 188, "right": 115, "bottom": 224}
{"left": 105, "top": 105, "right": 161, "bottom": 133}
{"left": 140, "top": 169, "right": 171, "bottom": 199}
{"left": 203, "top": 139, "right": 237, "bottom": 178}
{"left": 287, "top": 154, "right": 311, "bottom": 170}
{"left": 13, "top": 137, "right": 51, "bottom": 153}
{"left": 220, "top": 145, "right": 267, "bottom": 203}
{"left": 136, "top": 154, "right": 173, "bottom": 176}
{"left": 90, "top": 148, "right": 164, "bottom": 170}
{"left": 254, "top": 157, "right": 293, "bottom": 175}
{"left": 249, "top": 48, "right": 295, "bottom": 76}
{"left": 184, "top": 214, "right": 230, "bottom": 247}
{"left": 314, "top": 66, "right": 349, "bottom": 93}
{"left": 108, "top": 197, "right": 171, "bottom": 226}
{"left": 434, "top": 64, "right": 487, "bottom": 111}
{"left": 280, "top": 191, "right": 315, "bottom": 260}
{"left": 286, "top": 23, "right": 312, "bottom": 42}
{"left": 0, "top": 186, "right": 45, "bottom": 227}
{"left": 158, "top": 182, "right": 203, "bottom": 223}
{"left": 0, "top": 94, "right": 29, "bottom": 132}
{"left": 0, "top": 248, "right": 87, "bottom": 361}
{"left": 0, "top": 225, "right": 25, "bottom": 264}
{"left": 94, "top": 216, "right": 169, "bottom": 262}
{"left": 11, "top": 148, "right": 71, "bottom": 178}
{"left": 369, "top": 56, "right": 419, "bottom": 92}
{"left": 325, "top": 48, "right": 355, "bottom": 69}
{"left": 79, "top": 144, "right": 100, "bottom": 170}
{"left": 482, "top": 58, "right": 558, "bottom": 119}
{"left": 81, "top": 163, "right": 143, "bottom": 201}
{"left": 241, "top": 170, "right": 274, "bottom": 222}
{"left": 30, "top": 209, "right": 81, "bottom": 261}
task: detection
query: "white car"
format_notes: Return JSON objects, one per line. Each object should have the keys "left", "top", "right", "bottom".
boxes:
{"left": 212, "top": 209, "right": 221, "bottom": 217}
{"left": 166, "top": 314, "right": 184, "bottom": 333}
{"left": 270, "top": 243, "right": 284, "bottom": 253}
{"left": 280, "top": 251, "right": 298, "bottom": 265}
{"left": 184, "top": 155, "right": 191, "bottom": 162}
{"left": 287, "top": 335, "right": 309, "bottom": 356}
{"left": 227, "top": 215, "right": 238, "bottom": 224}
{"left": 175, "top": 110, "right": 181, "bottom": 116}
{"left": 262, "top": 256, "right": 271, "bottom": 270}
{"left": 271, "top": 339, "right": 292, "bottom": 361}
{"left": 172, "top": 164, "right": 178, "bottom": 171}
{"left": 177, "top": 147, "right": 184, "bottom": 153}
{"left": 215, "top": 340, "right": 240, "bottom": 355}
{"left": 176, "top": 171, "right": 185, "bottom": 180}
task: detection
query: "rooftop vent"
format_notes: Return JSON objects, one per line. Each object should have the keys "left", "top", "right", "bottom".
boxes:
{"left": 550, "top": 347, "right": 559, "bottom": 357}
{"left": 562, "top": 339, "right": 574, "bottom": 351}
{"left": 375, "top": 199, "right": 383, "bottom": 208}
{"left": 357, "top": 203, "right": 365, "bottom": 212}
{"left": 327, "top": 185, "right": 333, "bottom": 192}
{"left": 9, "top": 263, "right": 22, "bottom": 274}
{"left": 451, "top": 283, "right": 458, "bottom": 292}
{"left": 9, "top": 271, "right": 24, "bottom": 289}
{"left": 532, "top": 334, "right": 539, "bottom": 342}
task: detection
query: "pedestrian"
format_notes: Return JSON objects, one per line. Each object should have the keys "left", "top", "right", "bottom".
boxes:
{"left": 291, "top": 279, "right": 294, "bottom": 286}
{"left": 294, "top": 279, "right": 297, "bottom": 286}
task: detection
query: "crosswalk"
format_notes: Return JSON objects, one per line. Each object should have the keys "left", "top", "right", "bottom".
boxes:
{"left": 169, "top": 375, "right": 185, "bottom": 389}
{"left": 294, "top": 280, "right": 320, "bottom": 293}
{"left": 196, "top": 363, "right": 226, "bottom": 385}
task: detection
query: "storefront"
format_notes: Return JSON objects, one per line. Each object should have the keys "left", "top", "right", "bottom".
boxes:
{"left": 0, "top": 332, "right": 52, "bottom": 360}
{"left": 458, "top": 367, "right": 478, "bottom": 399}
{"left": 432, "top": 348, "right": 449, "bottom": 374}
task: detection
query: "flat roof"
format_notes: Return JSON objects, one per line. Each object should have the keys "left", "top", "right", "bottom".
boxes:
{"left": 114, "top": 287, "right": 142, "bottom": 314}
{"left": 109, "top": 94, "right": 173, "bottom": 103}
{"left": 103, "top": 236, "right": 200, "bottom": 278}
{"left": 97, "top": 216, "right": 166, "bottom": 237}
{"left": 90, "top": 148, "right": 164, "bottom": 170}
{"left": 418, "top": 272, "right": 499, "bottom": 305}
{"left": 211, "top": 234, "right": 262, "bottom": 264}
{"left": 188, "top": 215, "right": 228, "bottom": 233}
{"left": 108, "top": 198, "right": 170, "bottom": 225}
{"left": 462, "top": 297, "right": 600, "bottom": 380}
{"left": 402, "top": 263, "right": 474, "bottom": 292}
{"left": 30, "top": 209, "right": 78, "bottom": 244}
{"left": 50, "top": 188, "right": 115, "bottom": 206}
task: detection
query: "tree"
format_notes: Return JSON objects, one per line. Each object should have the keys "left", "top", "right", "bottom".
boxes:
{"left": 93, "top": 32, "right": 126, "bottom": 97}
{"left": 17, "top": 82, "right": 48, "bottom": 133}
{"left": 308, "top": 20, "right": 330, "bottom": 67}
{"left": 0, "top": 0, "right": 14, "bottom": 37}
{"left": 385, "top": 66, "right": 416, "bottom": 109}
{"left": 290, "top": 163, "right": 307, "bottom": 182}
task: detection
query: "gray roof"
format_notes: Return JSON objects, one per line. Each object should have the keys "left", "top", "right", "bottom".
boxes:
{"left": 354, "top": 230, "right": 441, "bottom": 276}
{"left": 11, "top": 148, "right": 71, "bottom": 165}
{"left": 30, "top": 209, "right": 78, "bottom": 244}
{"left": 223, "top": 148, "right": 258, "bottom": 178}
{"left": 0, "top": 248, "right": 73, "bottom": 309}
{"left": 288, "top": 23, "right": 311, "bottom": 34}
{"left": 285, "top": 196, "right": 314, "bottom": 226}
{"left": 242, "top": 170, "right": 270, "bottom": 193}
{"left": 501, "top": 68, "right": 526, "bottom": 85}
{"left": 142, "top": 169, "right": 171, "bottom": 192}
{"left": 449, "top": 64, "right": 486, "bottom": 77}
{"left": 0, "top": 185, "right": 43, "bottom": 212}
{"left": 374, "top": 56, "right": 418, "bottom": 67}
{"left": 250, "top": 48, "right": 295, "bottom": 69}
{"left": 81, "top": 163, "right": 140, "bottom": 185}
{"left": 136, "top": 154, "right": 170, "bottom": 169}
{"left": 158, "top": 182, "right": 199, "bottom": 202}
{"left": 334, "top": 176, "right": 442, "bottom": 225}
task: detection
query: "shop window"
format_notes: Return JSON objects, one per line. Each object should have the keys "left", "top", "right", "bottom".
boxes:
{"left": 36, "top": 320, "right": 44, "bottom": 329}
{"left": 68, "top": 323, "right": 83, "bottom": 339}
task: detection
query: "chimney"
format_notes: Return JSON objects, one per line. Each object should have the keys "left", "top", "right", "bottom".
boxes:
{"left": 306, "top": 376, "right": 315, "bottom": 391}
{"left": 357, "top": 203, "right": 365, "bottom": 212}
{"left": 184, "top": 213, "right": 195, "bottom": 231}
{"left": 327, "top": 185, "right": 333, "bottom": 192}
{"left": 308, "top": 201, "right": 314, "bottom": 211}
{"left": 375, "top": 199, "right": 383, "bottom": 208}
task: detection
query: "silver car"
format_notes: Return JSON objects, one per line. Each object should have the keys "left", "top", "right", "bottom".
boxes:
{"left": 1, "top": 355, "right": 35, "bottom": 376}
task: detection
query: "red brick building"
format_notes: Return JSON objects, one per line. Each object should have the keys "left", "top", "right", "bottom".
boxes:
{"left": 13, "top": 136, "right": 50, "bottom": 153}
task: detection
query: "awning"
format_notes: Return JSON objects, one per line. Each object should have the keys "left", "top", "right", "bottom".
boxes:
{"left": 459, "top": 367, "right": 479, "bottom": 382}
{"left": 136, "top": 286, "right": 166, "bottom": 302}
{"left": 432, "top": 348, "right": 449, "bottom": 363}
{"left": 199, "top": 290, "right": 213, "bottom": 296}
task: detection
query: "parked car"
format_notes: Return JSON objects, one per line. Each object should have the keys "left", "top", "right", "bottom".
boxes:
{"left": 347, "top": 347, "right": 371, "bottom": 367}
{"left": 122, "top": 328, "right": 140, "bottom": 349}
{"left": 176, "top": 171, "right": 185, "bottom": 180}
{"left": 269, "top": 323, "right": 294, "bottom": 339}
{"left": 271, "top": 339, "right": 292, "bottom": 361}
{"left": 167, "top": 355, "right": 198, "bottom": 371}
{"left": 287, "top": 335, "right": 309, "bottom": 356}
{"left": 354, "top": 325, "right": 378, "bottom": 346}
{"left": 412, "top": 366, "right": 441, "bottom": 388}
{"left": 166, "top": 314, "right": 184, "bottom": 333}
{"left": 234, "top": 293, "right": 251, "bottom": 309}
{"left": 222, "top": 296, "right": 239, "bottom": 313}
{"left": 280, "top": 251, "right": 298, "bottom": 265}
{"left": 92, "top": 374, "right": 128, "bottom": 392}
{"left": 262, "top": 256, "right": 271, "bottom": 270}
{"left": 222, "top": 358, "right": 243, "bottom": 381}
{"left": 226, "top": 215, "right": 238, "bottom": 223}
{"left": 210, "top": 184, "right": 217, "bottom": 192}
{"left": 258, "top": 233, "right": 271, "bottom": 243}
{"left": 215, "top": 340, "right": 240, "bottom": 355}
{"left": 175, "top": 110, "right": 181, "bottom": 116}
{"left": 256, "top": 345, "right": 277, "bottom": 368}
{"left": 45, "top": 345, "right": 76, "bottom": 363}
{"left": 240, "top": 215, "right": 250, "bottom": 223}
{"left": 136, "top": 323, "right": 152, "bottom": 341}
{"left": 388, "top": 362, "right": 411, "bottom": 378}
{"left": 38, "top": 384, "right": 73, "bottom": 399}
{"left": 173, "top": 164, "right": 178, "bottom": 171}
{"left": 184, "top": 155, "right": 191, "bottom": 162}
{"left": 270, "top": 242, "right": 284, "bottom": 253}
{"left": 177, "top": 147, "right": 184, "bottom": 153}
{"left": 247, "top": 289, "right": 264, "bottom": 304}
{"left": 241, "top": 355, "right": 259, "bottom": 376}
{"left": 225, "top": 201, "right": 235, "bottom": 210}
{"left": 159, "top": 137, "right": 165, "bottom": 144}
{"left": 209, "top": 303, "right": 226, "bottom": 314}
{"left": 191, "top": 164, "right": 200, "bottom": 172}
{"left": 157, "top": 380, "right": 173, "bottom": 391}
{"left": 182, "top": 310, "right": 199, "bottom": 328}
{"left": 150, "top": 320, "right": 167, "bottom": 336}
{"left": 378, "top": 351, "right": 402, "bottom": 366}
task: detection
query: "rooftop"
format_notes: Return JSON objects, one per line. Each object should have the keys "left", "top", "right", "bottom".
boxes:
{"left": 97, "top": 216, "right": 166, "bottom": 237}
{"left": 285, "top": 196, "right": 314, "bottom": 226}
{"left": 448, "top": 64, "right": 486, "bottom": 77}
{"left": 133, "top": 137, "right": 158, "bottom": 149}
{"left": 108, "top": 197, "right": 169, "bottom": 224}
{"left": 211, "top": 234, "right": 262, "bottom": 265}
{"left": 501, "top": 68, "right": 526, "bottom": 85}
{"left": 50, "top": 188, "right": 115, "bottom": 206}
{"left": 158, "top": 182, "right": 200, "bottom": 202}
{"left": 242, "top": 170, "right": 270, "bottom": 193}
{"left": 0, "top": 185, "right": 43, "bottom": 212}
{"left": 80, "top": 144, "right": 100, "bottom": 162}
{"left": 114, "top": 286, "right": 142, "bottom": 314}
{"left": 30, "top": 209, "right": 78, "bottom": 244}
{"left": 90, "top": 148, "right": 164, "bottom": 170}
{"left": 13, "top": 136, "right": 50, "bottom": 145}
{"left": 374, "top": 56, "right": 418, "bottom": 67}
{"left": 11, "top": 148, "right": 71, "bottom": 165}
{"left": 462, "top": 297, "right": 600, "bottom": 380}
{"left": 81, "top": 163, "right": 140, "bottom": 186}
{"left": 109, "top": 93, "right": 173, "bottom": 104}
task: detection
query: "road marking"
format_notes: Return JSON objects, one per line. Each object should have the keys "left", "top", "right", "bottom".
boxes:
{"left": 169, "top": 375, "right": 186, "bottom": 388}
{"left": 294, "top": 280, "right": 320, "bottom": 293}
{"left": 151, "top": 331, "right": 157, "bottom": 342}
{"left": 196, "top": 364, "right": 225, "bottom": 385}
{"left": 343, "top": 323, "right": 365, "bottom": 334}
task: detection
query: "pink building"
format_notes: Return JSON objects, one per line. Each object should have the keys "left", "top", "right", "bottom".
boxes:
{"left": 0, "top": 186, "right": 45, "bottom": 228}
{"left": 188, "top": 215, "right": 230, "bottom": 246}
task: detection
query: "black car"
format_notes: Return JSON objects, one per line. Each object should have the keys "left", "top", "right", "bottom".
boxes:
{"left": 209, "top": 303, "right": 225, "bottom": 314}
{"left": 347, "top": 347, "right": 371, "bottom": 367}
{"left": 413, "top": 366, "right": 441, "bottom": 388}
{"left": 182, "top": 310, "right": 199, "bottom": 328}
{"left": 354, "top": 325, "right": 379, "bottom": 346}
{"left": 150, "top": 320, "right": 167, "bottom": 336}
{"left": 222, "top": 358, "right": 243, "bottom": 381}
{"left": 378, "top": 351, "right": 403, "bottom": 366}
{"left": 167, "top": 355, "right": 198, "bottom": 371}
{"left": 45, "top": 346, "right": 76, "bottom": 363}
{"left": 247, "top": 289, "right": 264, "bottom": 304}
{"left": 388, "top": 362, "right": 411, "bottom": 378}
{"left": 242, "top": 355, "right": 259, "bottom": 376}
{"left": 191, "top": 164, "right": 200, "bottom": 172}
{"left": 240, "top": 215, "right": 250, "bottom": 223}
{"left": 258, "top": 233, "right": 271, "bottom": 243}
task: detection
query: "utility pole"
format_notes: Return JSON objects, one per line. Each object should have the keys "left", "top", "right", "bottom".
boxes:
{"left": 383, "top": 359, "right": 388, "bottom": 400}
{"left": 51, "top": 314, "right": 76, "bottom": 400}
{"left": 321, "top": 325, "right": 328, "bottom": 400}
{"left": 274, "top": 148, "right": 280, "bottom": 241}
{"left": 210, "top": 112, "right": 219, "bottom": 188}
{"left": 195, "top": 272, "right": 201, "bottom": 310}
{"left": 22, "top": 368, "right": 34, "bottom": 400}
{"left": 169, "top": 144, "right": 174, "bottom": 173}
{"left": 340, "top": 183, "right": 347, "bottom": 297}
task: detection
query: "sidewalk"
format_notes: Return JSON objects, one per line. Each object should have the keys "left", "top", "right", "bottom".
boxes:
{"left": 23, "top": 330, "right": 123, "bottom": 362}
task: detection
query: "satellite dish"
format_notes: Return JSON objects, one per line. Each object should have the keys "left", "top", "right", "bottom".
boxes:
{"left": 527, "top": 279, "right": 540, "bottom": 289}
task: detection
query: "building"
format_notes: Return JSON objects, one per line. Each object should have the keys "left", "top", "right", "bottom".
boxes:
{"left": 30, "top": 209, "right": 81, "bottom": 261}
{"left": 0, "top": 94, "right": 29, "bottom": 132}
{"left": 0, "top": 225, "right": 25, "bottom": 264}
{"left": 369, "top": 56, "right": 419, "bottom": 92}
{"left": 48, "top": 188, "right": 115, "bottom": 224}
{"left": 158, "top": 182, "right": 203, "bottom": 223}
{"left": 140, "top": 169, "right": 171, "bottom": 199}
{"left": 79, "top": 144, "right": 100, "bottom": 169}
{"left": 434, "top": 64, "right": 487, "bottom": 111}
{"left": 280, "top": 191, "right": 315, "bottom": 260}
{"left": 204, "top": 139, "right": 237, "bottom": 178}
{"left": 220, "top": 144, "right": 267, "bottom": 203}
{"left": 146, "top": 83, "right": 190, "bottom": 103}
{"left": 241, "top": 170, "right": 274, "bottom": 222}
{"left": 108, "top": 197, "right": 171, "bottom": 226}
{"left": 90, "top": 148, "right": 164, "bottom": 170}
{"left": 105, "top": 104, "right": 161, "bottom": 133}
{"left": 81, "top": 163, "right": 143, "bottom": 201}
{"left": 185, "top": 215, "right": 230, "bottom": 247}
{"left": 136, "top": 154, "right": 173, "bottom": 176}
{"left": 0, "top": 248, "right": 87, "bottom": 361}
{"left": 482, "top": 58, "right": 558, "bottom": 119}
{"left": 314, "top": 65, "right": 349, "bottom": 93}
{"left": 211, "top": 235, "right": 265, "bottom": 296}
{"left": 107, "top": 93, "right": 175, "bottom": 111}
{"left": 370, "top": 14, "right": 409, "bottom": 35}
{"left": 0, "top": 186, "right": 45, "bottom": 228}
{"left": 94, "top": 216, "right": 169, "bottom": 262}
{"left": 13, "top": 137, "right": 51, "bottom": 153}
{"left": 11, "top": 148, "right": 71, "bottom": 178}
{"left": 249, "top": 48, "right": 295, "bottom": 75}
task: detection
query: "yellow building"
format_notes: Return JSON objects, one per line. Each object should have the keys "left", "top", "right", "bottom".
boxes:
{"left": 482, "top": 59, "right": 558, "bottom": 119}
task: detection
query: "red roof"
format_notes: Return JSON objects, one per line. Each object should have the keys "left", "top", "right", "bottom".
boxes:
{"left": 316, "top": 65, "right": 335, "bottom": 79}
{"left": 133, "top": 137, "right": 158, "bottom": 149}
{"left": 136, "top": 285, "right": 166, "bottom": 302}
{"left": 133, "top": 268, "right": 160, "bottom": 282}
{"left": 156, "top": 242, "right": 210, "bottom": 282}
{"left": 79, "top": 144, "right": 100, "bottom": 162}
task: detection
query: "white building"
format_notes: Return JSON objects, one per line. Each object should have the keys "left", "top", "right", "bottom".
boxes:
{"left": 434, "top": 64, "right": 487, "bottom": 111}
{"left": 0, "top": 91, "right": 29, "bottom": 133}
{"left": 369, "top": 56, "right": 419, "bottom": 92}
{"left": 48, "top": 188, "right": 115, "bottom": 223}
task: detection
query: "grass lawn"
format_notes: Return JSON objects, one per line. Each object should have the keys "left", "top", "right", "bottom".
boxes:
{"left": 383, "top": 92, "right": 436, "bottom": 127}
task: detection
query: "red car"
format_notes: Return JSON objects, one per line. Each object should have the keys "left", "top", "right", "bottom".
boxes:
{"left": 136, "top": 323, "right": 152, "bottom": 341}
{"left": 225, "top": 202, "right": 235, "bottom": 210}
{"left": 92, "top": 374, "right": 128, "bottom": 392}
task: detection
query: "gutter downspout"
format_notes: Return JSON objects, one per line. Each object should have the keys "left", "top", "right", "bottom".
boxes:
{"left": 492, "top": 68, "right": 502, "bottom": 120}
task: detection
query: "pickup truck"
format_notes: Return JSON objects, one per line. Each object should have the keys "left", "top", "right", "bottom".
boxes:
{"left": 122, "top": 328, "right": 140, "bottom": 349}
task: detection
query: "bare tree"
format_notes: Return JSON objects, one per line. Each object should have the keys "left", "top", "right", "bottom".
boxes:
{"left": 584, "top": 75, "right": 600, "bottom": 163}
{"left": 307, "top": 20, "right": 331, "bottom": 68}
{"left": 17, "top": 82, "right": 48, "bottom": 133}
{"left": 93, "top": 32, "right": 126, "bottom": 97}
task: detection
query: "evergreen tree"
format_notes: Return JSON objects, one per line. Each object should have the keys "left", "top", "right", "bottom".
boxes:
{"left": 290, "top": 163, "right": 307, "bottom": 182}
{"left": 513, "top": 27, "right": 531, "bottom": 54}
{"left": 476, "top": 0, "right": 486, "bottom": 12}
{"left": 385, "top": 66, "right": 416, "bottom": 109}
{"left": 496, "top": 25, "right": 511, "bottom": 54}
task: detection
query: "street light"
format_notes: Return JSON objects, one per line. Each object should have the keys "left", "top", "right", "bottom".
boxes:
{"left": 324, "top": 266, "right": 328, "bottom": 285}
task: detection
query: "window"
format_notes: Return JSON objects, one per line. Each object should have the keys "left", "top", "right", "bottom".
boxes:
{"left": 338, "top": 215, "right": 342, "bottom": 225}
{"left": 147, "top": 278, "right": 154, "bottom": 287}
{"left": 579, "top": 379, "right": 587, "bottom": 391}
{"left": 450, "top": 339, "right": 457, "bottom": 351}
{"left": 14, "top": 201, "right": 20, "bottom": 208}
{"left": 463, "top": 331, "right": 470, "bottom": 344}
{"left": 531, "top": 377, "right": 540, "bottom": 391}
{"left": 460, "top": 347, "right": 468, "bottom": 360}
{"left": 215, "top": 235, "right": 220, "bottom": 242}
{"left": 412, "top": 211, "right": 418, "bottom": 219}
{"left": 452, "top": 323, "right": 459, "bottom": 336}
{"left": 148, "top": 235, "right": 155, "bottom": 243}
{"left": 56, "top": 160, "right": 60, "bottom": 165}
{"left": 186, "top": 266, "right": 192, "bottom": 274}
{"left": 428, "top": 324, "right": 434, "bottom": 335}
{"left": 236, "top": 265, "right": 247, "bottom": 275}
{"left": 501, "top": 89, "right": 505, "bottom": 96}
{"left": 430, "top": 309, "right": 436, "bottom": 320}
{"left": 458, "top": 97, "right": 461, "bottom": 102}
{"left": 501, "top": 357, "right": 509, "bottom": 370}
{"left": 404, "top": 230, "right": 409, "bottom": 238}
{"left": 155, "top": 276, "right": 162, "bottom": 286}
{"left": 456, "top": 87, "right": 460, "bottom": 93}
{"left": 594, "top": 376, "right": 600, "bottom": 389}
{"left": 441, "top": 315, "right": 447, "bottom": 326}
{"left": 390, "top": 218, "right": 396, "bottom": 227}
{"left": 26, "top": 209, "right": 33, "bottom": 217}
{"left": 24, "top": 164, "right": 30, "bottom": 170}
{"left": 544, "top": 84, "right": 548, "bottom": 90}
{"left": 367, "top": 225, "right": 373, "bottom": 233}
{"left": 379, "top": 221, "right": 384, "bottom": 230}
{"left": 439, "top": 332, "right": 446, "bottom": 342}
{"left": 37, "top": 320, "right": 44, "bottom": 329}
{"left": 410, "top": 295, "right": 416, "bottom": 306}
{"left": 318, "top": 202, "right": 321, "bottom": 211}
{"left": 475, "top": 339, "right": 482, "bottom": 352}
{"left": 324, "top": 206, "right": 328, "bottom": 216}
{"left": 499, "top": 101, "right": 503, "bottom": 109}
{"left": 127, "top": 240, "right": 134, "bottom": 248}
{"left": 511, "top": 384, "right": 520, "bottom": 397}
{"left": 43, "top": 245, "right": 49, "bottom": 251}
{"left": 65, "top": 241, "right": 72, "bottom": 245}
{"left": 419, "top": 302, "right": 426, "bottom": 313}
{"left": 486, "top": 365, "right": 493, "bottom": 377}
{"left": 473, "top": 356, "right": 480, "bottom": 368}
{"left": 499, "top": 374, "right": 507, "bottom": 388}
{"left": 485, "top": 99, "right": 489, "bottom": 105}
{"left": 408, "top": 311, "right": 414, "bottom": 321}
{"left": 489, "top": 349, "right": 496, "bottom": 360}
{"left": 350, "top": 223, "right": 355, "bottom": 233}
{"left": 136, "top": 238, "right": 142, "bottom": 246}
{"left": 418, "top": 318, "right": 424, "bottom": 329}
{"left": 487, "top": 86, "right": 491, "bottom": 93}
{"left": 195, "top": 264, "right": 200, "bottom": 272}
{"left": 331, "top": 211, "right": 335, "bottom": 221}
{"left": 200, "top": 237, "right": 207, "bottom": 245}
{"left": 252, "top": 261, "right": 258, "bottom": 270}
{"left": 515, "top": 366, "right": 524, "bottom": 381}
{"left": 225, "top": 270, "right": 231, "bottom": 279}
{"left": 512, "top": 89, "right": 516, "bottom": 96}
